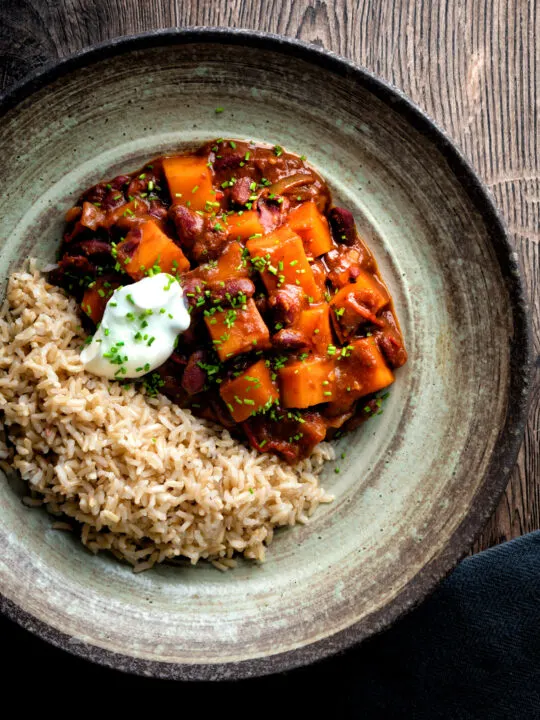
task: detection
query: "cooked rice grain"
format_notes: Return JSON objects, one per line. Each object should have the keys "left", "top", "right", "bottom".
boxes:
{"left": 0, "top": 269, "right": 333, "bottom": 570}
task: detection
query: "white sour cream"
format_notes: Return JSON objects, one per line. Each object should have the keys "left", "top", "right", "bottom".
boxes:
{"left": 81, "top": 273, "right": 190, "bottom": 379}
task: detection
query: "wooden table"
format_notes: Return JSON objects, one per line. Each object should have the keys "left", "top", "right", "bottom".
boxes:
{"left": 1, "top": 0, "right": 538, "bottom": 552}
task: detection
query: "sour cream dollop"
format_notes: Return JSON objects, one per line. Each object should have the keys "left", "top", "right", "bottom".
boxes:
{"left": 80, "top": 273, "right": 190, "bottom": 379}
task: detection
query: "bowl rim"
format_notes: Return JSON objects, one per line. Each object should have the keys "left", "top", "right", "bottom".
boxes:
{"left": 0, "top": 26, "right": 533, "bottom": 681}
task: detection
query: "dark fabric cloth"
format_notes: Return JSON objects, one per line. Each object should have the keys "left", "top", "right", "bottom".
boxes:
{"left": 4, "top": 532, "right": 540, "bottom": 717}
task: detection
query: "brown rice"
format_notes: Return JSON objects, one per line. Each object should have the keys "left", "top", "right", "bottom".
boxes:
{"left": 0, "top": 268, "right": 333, "bottom": 570}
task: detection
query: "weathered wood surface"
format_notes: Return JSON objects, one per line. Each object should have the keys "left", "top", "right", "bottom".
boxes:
{"left": 0, "top": 0, "right": 538, "bottom": 552}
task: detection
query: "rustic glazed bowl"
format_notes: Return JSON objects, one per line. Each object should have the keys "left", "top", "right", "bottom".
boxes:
{"left": 0, "top": 29, "right": 531, "bottom": 680}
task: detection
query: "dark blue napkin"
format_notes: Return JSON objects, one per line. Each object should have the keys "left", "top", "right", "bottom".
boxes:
{"left": 4, "top": 532, "right": 540, "bottom": 717}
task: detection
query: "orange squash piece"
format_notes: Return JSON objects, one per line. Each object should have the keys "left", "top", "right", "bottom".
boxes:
{"left": 81, "top": 277, "right": 121, "bottom": 324}
{"left": 278, "top": 357, "right": 337, "bottom": 408}
{"left": 205, "top": 298, "right": 270, "bottom": 361}
{"left": 220, "top": 360, "right": 279, "bottom": 422}
{"left": 341, "top": 338, "right": 394, "bottom": 397}
{"left": 246, "top": 226, "right": 322, "bottom": 300}
{"left": 287, "top": 201, "right": 333, "bottom": 257}
{"left": 162, "top": 155, "right": 214, "bottom": 212}
{"left": 293, "top": 304, "right": 333, "bottom": 354}
{"left": 206, "top": 242, "right": 248, "bottom": 280}
{"left": 226, "top": 210, "right": 265, "bottom": 240}
{"left": 246, "top": 224, "right": 293, "bottom": 255}
{"left": 118, "top": 220, "right": 190, "bottom": 280}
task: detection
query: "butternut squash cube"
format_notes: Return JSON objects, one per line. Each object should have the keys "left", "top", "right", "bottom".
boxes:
{"left": 226, "top": 210, "right": 265, "bottom": 241}
{"left": 199, "top": 242, "right": 249, "bottom": 281}
{"left": 344, "top": 338, "right": 394, "bottom": 397}
{"left": 118, "top": 220, "right": 190, "bottom": 280}
{"left": 278, "top": 357, "right": 337, "bottom": 408}
{"left": 220, "top": 360, "right": 279, "bottom": 422}
{"left": 293, "top": 304, "right": 333, "bottom": 354}
{"left": 205, "top": 298, "right": 270, "bottom": 361}
{"left": 287, "top": 200, "right": 333, "bottom": 257}
{"left": 81, "top": 277, "right": 121, "bottom": 324}
{"left": 246, "top": 226, "right": 322, "bottom": 300}
{"left": 163, "top": 155, "right": 214, "bottom": 212}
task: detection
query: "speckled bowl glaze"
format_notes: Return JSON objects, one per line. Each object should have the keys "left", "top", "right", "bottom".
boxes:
{"left": 0, "top": 29, "right": 531, "bottom": 680}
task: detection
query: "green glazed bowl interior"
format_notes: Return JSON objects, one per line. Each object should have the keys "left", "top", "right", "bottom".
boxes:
{"left": 0, "top": 30, "right": 531, "bottom": 680}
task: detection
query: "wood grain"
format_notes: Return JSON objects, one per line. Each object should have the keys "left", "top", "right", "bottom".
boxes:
{"left": 0, "top": 0, "right": 538, "bottom": 552}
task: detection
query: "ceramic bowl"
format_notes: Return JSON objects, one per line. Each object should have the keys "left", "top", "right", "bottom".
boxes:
{"left": 0, "top": 29, "right": 531, "bottom": 680}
